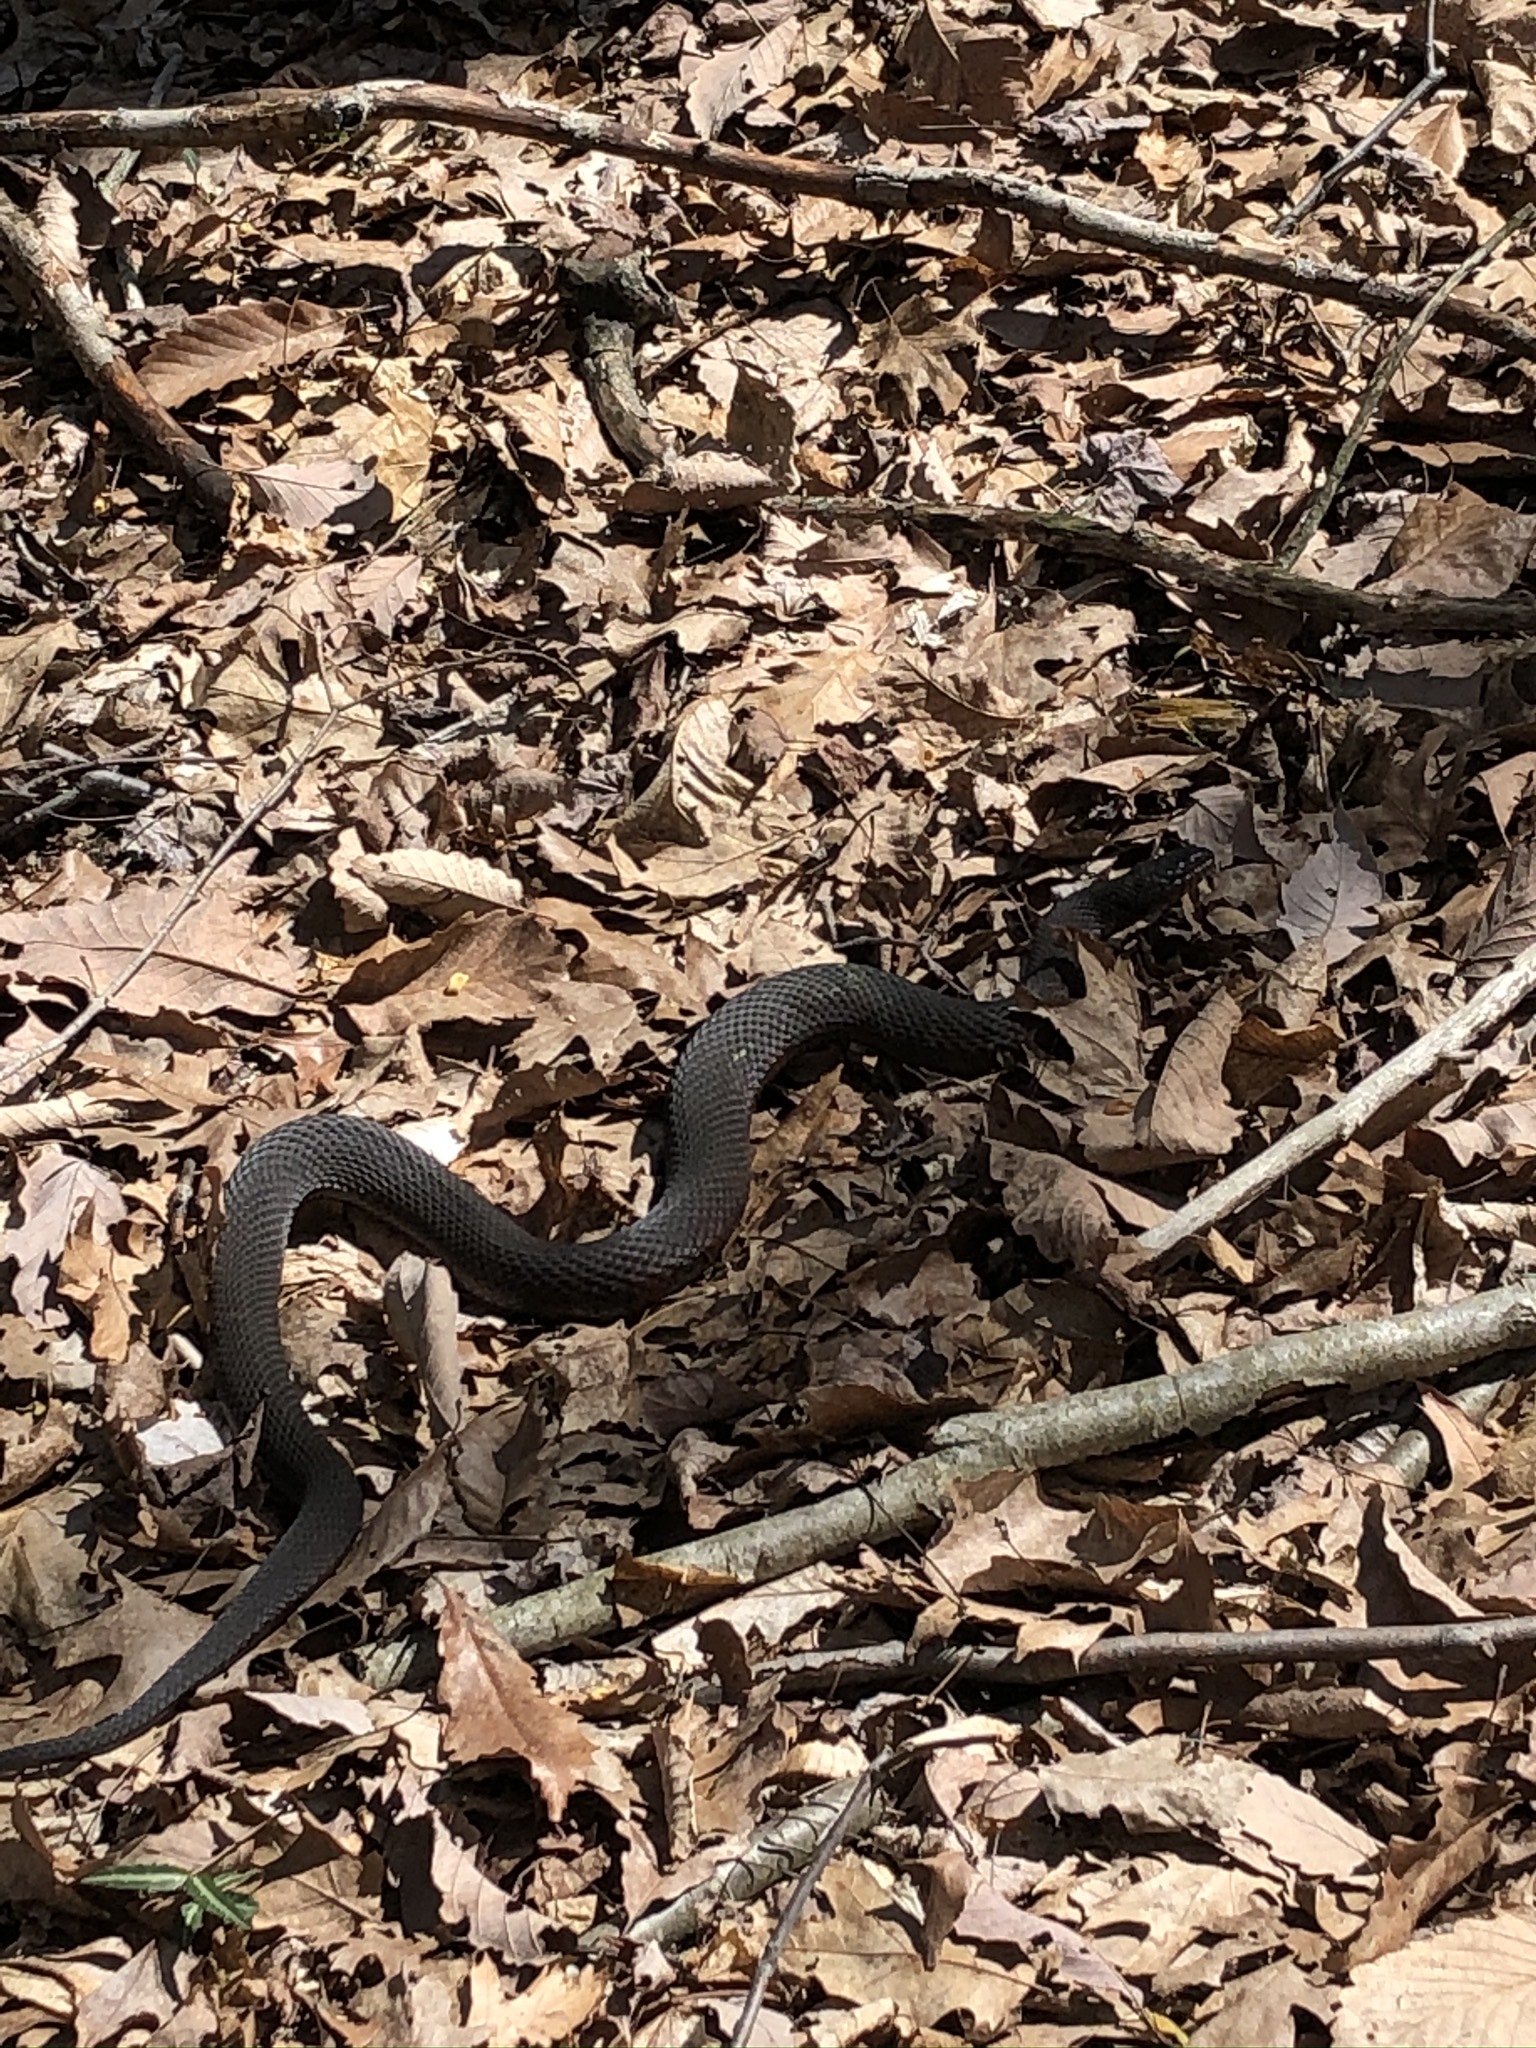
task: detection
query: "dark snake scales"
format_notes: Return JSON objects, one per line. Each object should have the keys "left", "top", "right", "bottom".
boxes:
{"left": 0, "top": 846, "right": 1209, "bottom": 1774}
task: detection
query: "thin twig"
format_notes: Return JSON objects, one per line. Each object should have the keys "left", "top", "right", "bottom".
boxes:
{"left": 728, "top": 1754, "right": 888, "bottom": 2048}
{"left": 627, "top": 1769, "right": 882, "bottom": 1954}
{"left": 1135, "top": 932, "right": 1536, "bottom": 1259}
{"left": 769, "top": 495, "right": 1536, "bottom": 637}
{"left": 0, "top": 698, "right": 354, "bottom": 1102}
{"left": 1278, "top": 0, "right": 1446, "bottom": 237}
{"left": 1279, "top": 204, "right": 1535, "bottom": 569}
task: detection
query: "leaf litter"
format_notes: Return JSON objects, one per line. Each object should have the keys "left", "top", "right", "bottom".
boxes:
{"left": 2, "top": 1, "right": 1536, "bottom": 2043}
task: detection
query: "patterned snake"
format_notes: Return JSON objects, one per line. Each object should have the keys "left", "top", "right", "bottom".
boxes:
{"left": 0, "top": 845, "right": 1210, "bottom": 1774}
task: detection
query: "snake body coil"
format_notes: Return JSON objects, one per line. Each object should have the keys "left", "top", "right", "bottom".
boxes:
{"left": 0, "top": 848, "right": 1208, "bottom": 1774}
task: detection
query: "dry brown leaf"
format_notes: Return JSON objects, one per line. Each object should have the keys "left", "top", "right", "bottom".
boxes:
{"left": 1226, "top": 1012, "right": 1342, "bottom": 1102}
{"left": 1137, "top": 986, "right": 1244, "bottom": 1159}
{"left": 1381, "top": 483, "right": 1536, "bottom": 600}
{"left": 0, "top": 1498, "right": 103, "bottom": 1639}
{"left": 925, "top": 596, "right": 1139, "bottom": 722}
{"left": 137, "top": 299, "right": 352, "bottom": 407}
{"left": 337, "top": 914, "right": 643, "bottom": 1077}
{"left": 959, "top": 1884, "right": 1141, "bottom": 2008}
{"left": 1040, "top": 1735, "right": 1377, "bottom": 1886}
{"left": 1189, "top": 1954, "right": 1332, "bottom": 2045}
{"left": 1349, "top": 1811, "right": 1505, "bottom": 1967}
{"left": 383, "top": 1765, "right": 555, "bottom": 1963}
{"left": 464, "top": 1958, "right": 606, "bottom": 2046}
{"left": 0, "top": 1404, "right": 77, "bottom": 1509}
{"left": 0, "top": 1575, "right": 211, "bottom": 1757}
{"left": 1075, "top": 1852, "right": 1280, "bottom": 1986}
{"left": 437, "top": 1590, "right": 598, "bottom": 1823}
{"left": 992, "top": 1143, "right": 1120, "bottom": 1269}
{"left": 1463, "top": 839, "right": 1536, "bottom": 983}
{"left": 383, "top": 1253, "right": 465, "bottom": 1438}
{"left": 926, "top": 1472, "right": 1095, "bottom": 1595}
{"left": 784, "top": 1854, "right": 1032, "bottom": 2033}
{"left": 0, "top": 884, "right": 302, "bottom": 1023}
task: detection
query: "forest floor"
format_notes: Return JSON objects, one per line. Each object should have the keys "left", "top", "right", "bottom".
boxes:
{"left": 3, "top": 0, "right": 1536, "bottom": 2041}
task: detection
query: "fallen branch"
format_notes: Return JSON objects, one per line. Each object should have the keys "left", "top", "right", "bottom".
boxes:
{"left": 727, "top": 1758, "right": 886, "bottom": 2042}
{"left": 1136, "top": 933, "right": 1536, "bottom": 1260}
{"left": 763, "top": 1611, "right": 1536, "bottom": 1697}
{"left": 0, "top": 184, "right": 231, "bottom": 523}
{"left": 3, "top": 81, "right": 1535, "bottom": 360}
{"left": 487, "top": 1279, "right": 1536, "bottom": 1660}
{"left": 772, "top": 496, "right": 1536, "bottom": 638}
{"left": 628, "top": 1762, "right": 885, "bottom": 1956}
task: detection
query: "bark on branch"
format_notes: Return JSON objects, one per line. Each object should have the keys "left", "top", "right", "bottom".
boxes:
{"left": 487, "top": 1279, "right": 1536, "bottom": 1660}
{"left": 1136, "top": 933, "right": 1536, "bottom": 1260}
{"left": 3, "top": 81, "right": 1533, "bottom": 359}
{"left": 774, "top": 497, "right": 1536, "bottom": 637}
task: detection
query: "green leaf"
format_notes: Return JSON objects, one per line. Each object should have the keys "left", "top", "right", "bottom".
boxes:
{"left": 184, "top": 1872, "right": 258, "bottom": 1930}
{"left": 81, "top": 1863, "right": 194, "bottom": 1897}
{"left": 81, "top": 1860, "right": 259, "bottom": 1934}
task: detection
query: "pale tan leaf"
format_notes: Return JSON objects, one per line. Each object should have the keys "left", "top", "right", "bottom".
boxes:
{"left": 1279, "top": 836, "right": 1383, "bottom": 964}
{"left": 9, "top": 1145, "right": 125, "bottom": 1328}
{"left": 246, "top": 457, "right": 378, "bottom": 531}
{"left": 74, "top": 1941, "right": 187, "bottom": 2048}
{"left": 685, "top": 14, "right": 803, "bottom": 138}
{"left": 1475, "top": 57, "right": 1536, "bottom": 156}
{"left": 0, "top": 618, "right": 87, "bottom": 733}
{"left": 345, "top": 848, "right": 526, "bottom": 924}
{"left": 34, "top": 177, "right": 83, "bottom": 280}
{"left": 1335, "top": 1909, "right": 1536, "bottom": 2046}
{"left": 926, "top": 1473, "right": 1094, "bottom": 1594}
{"left": 784, "top": 1855, "right": 1033, "bottom": 2033}
{"left": 618, "top": 695, "right": 754, "bottom": 850}
{"left": 1401, "top": 100, "right": 1468, "bottom": 179}
{"left": 465, "top": 1958, "right": 606, "bottom": 2047}
{"left": 0, "top": 1575, "right": 211, "bottom": 1758}
{"left": 1039, "top": 1734, "right": 1376, "bottom": 1882}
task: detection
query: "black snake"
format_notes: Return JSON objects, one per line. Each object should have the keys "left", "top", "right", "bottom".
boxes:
{"left": 0, "top": 845, "right": 1210, "bottom": 1774}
